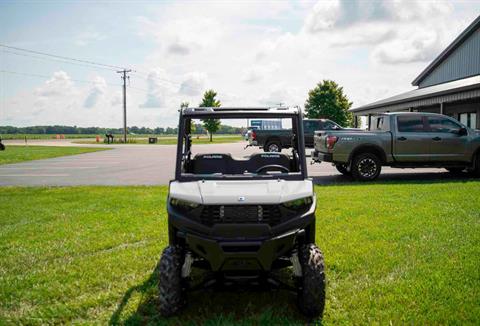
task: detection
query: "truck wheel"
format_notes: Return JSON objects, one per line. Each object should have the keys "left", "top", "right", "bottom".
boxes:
{"left": 265, "top": 141, "right": 281, "bottom": 152}
{"left": 159, "top": 245, "right": 185, "bottom": 316}
{"left": 471, "top": 152, "right": 480, "bottom": 177}
{"left": 351, "top": 153, "right": 382, "bottom": 181}
{"left": 297, "top": 244, "right": 326, "bottom": 318}
{"left": 446, "top": 167, "right": 465, "bottom": 174}
{"left": 335, "top": 164, "right": 350, "bottom": 175}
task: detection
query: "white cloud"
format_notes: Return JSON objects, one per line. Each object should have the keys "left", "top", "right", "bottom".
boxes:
{"left": 179, "top": 72, "right": 207, "bottom": 96}
{"left": 35, "top": 71, "right": 74, "bottom": 98}
{"left": 303, "top": 0, "right": 341, "bottom": 32}
{"left": 139, "top": 68, "right": 175, "bottom": 108}
{"left": 84, "top": 76, "right": 107, "bottom": 108}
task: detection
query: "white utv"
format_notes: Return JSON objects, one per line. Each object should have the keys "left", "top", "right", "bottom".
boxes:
{"left": 159, "top": 107, "right": 326, "bottom": 318}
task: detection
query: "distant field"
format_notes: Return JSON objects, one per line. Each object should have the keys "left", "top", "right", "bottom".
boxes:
{"left": 1, "top": 134, "right": 241, "bottom": 140}
{"left": 73, "top": 134, "right": 243, "bottom": 145}
{"left": 1, "top": 182, "right": 479, "bottom": 324}
{"left": 0, "top": 145, "right": 109, "bottom": 165}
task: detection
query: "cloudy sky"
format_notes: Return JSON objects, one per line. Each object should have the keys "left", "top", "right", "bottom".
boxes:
{"left": 0, "top": 0, "right": 479, "bottom": 128}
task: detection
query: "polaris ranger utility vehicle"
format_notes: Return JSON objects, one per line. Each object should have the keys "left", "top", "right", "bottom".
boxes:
{"left": 159, "top": 107, "right": 325, "bottom": 318}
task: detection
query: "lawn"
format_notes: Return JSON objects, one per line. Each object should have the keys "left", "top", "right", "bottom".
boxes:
{"left": 0, "top": 145, "right": 109, "bottom": 165}
{"left": 73, "top": 135, "right": 243, "bottom": 145}
{"left": 0, "top": 182, "right": 479, "bottom": 324}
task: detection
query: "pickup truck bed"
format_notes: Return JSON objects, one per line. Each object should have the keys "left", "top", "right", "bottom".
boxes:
{"left": 249, "top": 119, "right": 357, "bottom": 152}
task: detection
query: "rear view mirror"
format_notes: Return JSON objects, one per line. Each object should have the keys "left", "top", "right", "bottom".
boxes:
{"left": 454, "top": 127, "right": 468, "bottom": 136}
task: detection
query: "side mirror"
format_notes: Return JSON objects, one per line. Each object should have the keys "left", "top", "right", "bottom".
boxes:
{"left": 455, "top": 127, "right": 468, "bottom": 136}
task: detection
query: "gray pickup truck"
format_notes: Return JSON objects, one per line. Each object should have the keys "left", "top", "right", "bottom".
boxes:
{"left": 312, "top": 112, "right": 480, "bottom": 181}
{"left": 249, "top": 119, "right": 354, "bottom": 152}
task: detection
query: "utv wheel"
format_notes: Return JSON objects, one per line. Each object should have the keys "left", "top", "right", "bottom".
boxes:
{"left": 335, "top": 164, "right": 350, "bottom": 175}
{"left": 265, "top": 141, "right": 281, "bottom": 152}
{"left": 351, "top": 153, "right": 381, "bottom": 181}
{"left": 159, "top": 245, "right": 185, "bottom": 316}
{"left": 297, "top": 244, "right": 326, "bottom": 318}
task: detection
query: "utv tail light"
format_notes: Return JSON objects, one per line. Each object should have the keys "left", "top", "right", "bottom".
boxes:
{"left": 326, "top": 135, "right": 338, "bottom": 150}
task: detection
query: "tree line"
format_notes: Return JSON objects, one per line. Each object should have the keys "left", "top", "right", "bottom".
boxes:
{"left": 0, "top": 124, "right": 244, "bottom": 135}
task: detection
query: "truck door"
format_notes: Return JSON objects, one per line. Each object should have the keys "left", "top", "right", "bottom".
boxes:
{"left": 426, "top": 116, "right": 469, "bottom": 162}
{"left": 393, "top": 115, "right": 431, "bottom": 162}
{"left": 303, "top": 120, "right": 320, "bottom": 147}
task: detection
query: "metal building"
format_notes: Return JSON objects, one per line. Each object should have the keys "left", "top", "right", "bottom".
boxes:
{"left": 351, "top": 15, "right": 480, "bottom": 130}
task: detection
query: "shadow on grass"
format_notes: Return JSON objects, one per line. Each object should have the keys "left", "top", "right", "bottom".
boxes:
{"left": 110, "top": 262, "right": 312, "bottom": 325}
{"left": 312, "top": 170, "right": 478, "bottom": 187}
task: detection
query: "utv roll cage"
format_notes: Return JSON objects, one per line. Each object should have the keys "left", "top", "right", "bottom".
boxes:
{"left": 175, "top": 107, "right": 308, "bottom": 181}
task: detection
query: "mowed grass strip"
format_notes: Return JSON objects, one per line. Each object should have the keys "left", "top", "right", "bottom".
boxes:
{"left": 0, "top": 182, "right": 479, "bottom": 324}
{"left": 73, "top": 135, "right": 243, "bottom": 145}
{"left": 0, "top": 146, "right": 109, "bottom": 165}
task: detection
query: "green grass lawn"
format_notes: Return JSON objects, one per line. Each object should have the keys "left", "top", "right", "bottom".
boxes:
{"left": 0, "top": 146, "right": 110, "bottom": 165}
{"left": 0, "top": 182, "right": 479, "bottom": 324}
{"left": 73, "top": 135, "right": 243, "bottom": 145}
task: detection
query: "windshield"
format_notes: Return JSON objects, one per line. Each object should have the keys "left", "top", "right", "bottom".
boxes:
{"left": 176, "top": 116, "right": 306, "bottom": 181}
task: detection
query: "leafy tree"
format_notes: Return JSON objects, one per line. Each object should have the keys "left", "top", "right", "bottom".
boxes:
{"left": 304, "top": 80, "right": 353, "bottom": 127}
{"left": 181, "top": 101, "right": 196, "bottom": 134}
{"left": 199, "top": 89, "right": 221, "bottom": 141}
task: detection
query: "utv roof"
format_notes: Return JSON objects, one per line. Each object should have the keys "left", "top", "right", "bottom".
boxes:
{"left": 182, "top": 107, "right": 300, "bottom": 118}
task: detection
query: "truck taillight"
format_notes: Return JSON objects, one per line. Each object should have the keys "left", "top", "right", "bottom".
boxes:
{"left": 251, "top": 131, "right": 257, "bottom": 141}
{"left": 326, "top": 135, "right": 338, "bottom": 149}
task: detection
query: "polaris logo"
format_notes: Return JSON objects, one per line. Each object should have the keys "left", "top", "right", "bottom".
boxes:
{"left": 238, "top": 196, "right": 246, "bottom": 202}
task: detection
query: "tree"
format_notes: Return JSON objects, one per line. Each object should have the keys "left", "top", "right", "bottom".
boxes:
{"left": 181, "top": 101, "right": 196, "bottom": 133}
{"left": 304, "top": 80, "right": 353, "bottom": 127}
{"left": 199, "top": 90, "right": 221, "bottom": 141}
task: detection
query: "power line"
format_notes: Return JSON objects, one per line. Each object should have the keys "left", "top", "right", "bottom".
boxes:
{"left": 0, "top": 43, "right": 126, "bottom": 70}
{"left": 0, "top": 69, "right": 122, "bottom": 87}
{"left": 3, "top": 49, "right": 118, "bottom": 72}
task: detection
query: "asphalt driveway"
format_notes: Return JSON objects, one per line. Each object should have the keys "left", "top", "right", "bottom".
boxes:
{"left": 0, "top": 140, "right": 471, "bottom": 186}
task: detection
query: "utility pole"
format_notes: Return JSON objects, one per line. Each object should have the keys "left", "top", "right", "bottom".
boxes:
{"left": 117, "top": 69, "right": 131, "bottom": 143}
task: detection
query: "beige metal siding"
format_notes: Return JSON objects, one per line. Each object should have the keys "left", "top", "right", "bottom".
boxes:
{"left": 419, "top": 27, "right": 480, "bottom": 88}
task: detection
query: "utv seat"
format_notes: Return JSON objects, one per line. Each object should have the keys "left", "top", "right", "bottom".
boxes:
{"left": 247, "top": 153, "right": 291, "bottom": 173}
{"left": 193, "top": 153, "right": 233, "bottom": 174}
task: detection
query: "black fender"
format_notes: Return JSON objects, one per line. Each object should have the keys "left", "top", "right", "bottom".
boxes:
{"left": 348, "top": 144, "right": 387, "bottom": 165}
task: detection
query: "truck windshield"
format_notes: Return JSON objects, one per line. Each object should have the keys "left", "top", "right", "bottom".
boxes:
{"left": 177, "top": 116, "right": 305, "bottom": 180}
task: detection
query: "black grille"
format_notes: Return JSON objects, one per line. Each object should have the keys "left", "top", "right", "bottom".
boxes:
{"left": 200, "top": 205, "right": 283, "bottom": 226}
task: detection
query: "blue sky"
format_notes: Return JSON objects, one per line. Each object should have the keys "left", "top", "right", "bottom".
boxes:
{"left": 0, "top": 0, "right": 479, "bottom": 127}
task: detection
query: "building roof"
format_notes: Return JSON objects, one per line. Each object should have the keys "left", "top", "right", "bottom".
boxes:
{"left": 351, "top": 75, "right": 480, "bottom": 113}
{"left": 412, "top": 15, "right": 480, "bottom": 86}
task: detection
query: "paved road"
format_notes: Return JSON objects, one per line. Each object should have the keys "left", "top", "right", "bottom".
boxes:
{"left": 0, "top": 140, "right": 472, "bottom": 186}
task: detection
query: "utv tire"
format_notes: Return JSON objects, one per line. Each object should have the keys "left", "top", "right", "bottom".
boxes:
{"left": 335, "top": 164, "right": 350, "bottom": 175}
{"left": 265, "top": 141, "right": 281, "bottom": 152}
{"left": 159, "top": 245, "right": 185, "bottom": 317}
{"left": 297, "top": 244, "right": 326, "bottom": 318}
{"left": 351, "top": 153, "right": 382, "bottom": 181}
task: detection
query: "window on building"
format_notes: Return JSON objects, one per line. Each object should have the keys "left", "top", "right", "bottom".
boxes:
{"left": 397, "top": 115, "right": 425, "bottom": 132}
{"left": 459, "top": 112, "right": 477, "bottom": 129}
{"left": 370, "top": 116, "right": 386, "bottom": 131}
{"left": 427, "top": 116, "right": 462, "bottom": 133}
